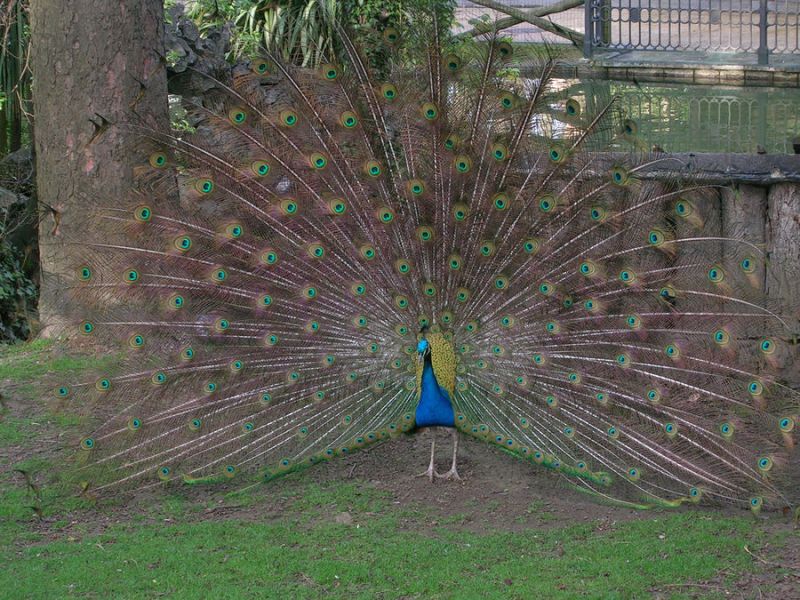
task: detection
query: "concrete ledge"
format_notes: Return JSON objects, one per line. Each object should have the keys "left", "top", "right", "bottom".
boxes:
{"left": 579, "top": 50, "right": 800, "bottom": 88}
{"left": 600, "top": 153, "right": 800, "bottom": 185}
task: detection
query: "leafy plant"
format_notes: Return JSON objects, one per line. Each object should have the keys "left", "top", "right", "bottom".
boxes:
{"left": 183, "top": 0, "right": 456, "bottom": 67}
{"left": 0, "top": 210, "right": 36, "bottom": 342}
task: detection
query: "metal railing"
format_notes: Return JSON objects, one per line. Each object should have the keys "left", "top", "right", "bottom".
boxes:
{"left": 585, "top": 1, "right": 800, "bottom": 63}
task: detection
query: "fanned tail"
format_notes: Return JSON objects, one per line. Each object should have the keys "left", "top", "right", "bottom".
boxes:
{"left": 48, "top": 17, "right": 798, "bottom": 510}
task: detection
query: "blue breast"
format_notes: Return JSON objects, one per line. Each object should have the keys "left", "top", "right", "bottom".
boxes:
{"left": 414, "top": 361, "right": 455, "bottom": 428}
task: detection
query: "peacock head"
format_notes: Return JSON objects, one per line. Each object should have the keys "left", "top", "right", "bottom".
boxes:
{"left": 417, "top": 326, "right": 430, "bottom": 358}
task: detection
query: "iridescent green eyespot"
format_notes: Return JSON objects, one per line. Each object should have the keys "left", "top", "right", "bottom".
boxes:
{"left": 174, "top": 235, "right": 192, "bottom": 251}
{"left": 78, "top": 266, "right": 92, "bottom": 281}
{"left": 675, "top": 199, "right": 693, "bottom": 217}
{"left": 307, "top": 243, "right": 325, "bottom": 259}
{"left": 340, "top": 111, "right": 358, "bottom": 128}
{"left": 748, "top": 380, "right": 763, "bottom": 396}
{"left": 444, "top": 134, "right": 460, "bottom": 151}
{"left": 134, "top": 205, "right": 152, "bottom": 222}
{"left": 740, "top": 256, "right": 756, "bottom": 273}
{"left": 407, "top": 179, "right": 425, "bottom": 196}
{"left": 565, "top": 98, "right": 580, "bottom": 117}
{"left": 195, "top": 178, "right": 214, "bottom": 194}
{"left": 228, "top": 107, "right": 246, "bottom": 124}
{"left": 395, "top": 258, "right": 411, "bottom": 274}
{"left": 360, "top": 244, "right": 376, "bottom": 260}
{"left": 622, "top": 118, "right": 638, "bottom": 137}
{"left": 377, "top": 207, "right": 394, "bottom": 223}
{"left": 321, "top": 63, "right": 339, "bottom": 80}
{"left": 383, "top": 27, "right": 399, "bottom": 44}
{"left": 492, "top": 193, "right": 509, "bottom": 210}
{"left": 309, "top": 152, "right": 328, "bottom": 170}
{"left": 708, "top": 266, "right": 725, "bottom": 283}
{"left": 328, "top": 199, "right": 346, "bottom": 215}
{"left": 421, "top": 102, "right": 438, "bottom": 121}
{"left": 454, "top": 155, "right": 472, "bottom": 173}
{"left": 523, "top": 238, "right": 539, "bottom": 255}
{"left": 499, "top": 92, "right": 515, "bottom": 110}
{"left": 251, "top": 59, "right": 270, "bottom": 75}
{"left": 129, "top": 334, "right": 144, "bottom": 348}
{"left": 417, "top": 226, "right": 434, "bottom": 242}
{"left": 444, "top": 53, "right": 461, "bottom": 71}
{"left": 149, "top": 152, "right": 167, "bottom": 168}
{"left": 712, "top": 328, "right": 730, "bottom": 345}
{"left": 381, "top": 83, "right": 397, "bottom": 101}
{"left": 280, "top": 199, "right": 298, "bottom": 215}
{"left": 538, "top": 194, "right": 556, "bottom": 212}
{"left": 280, "top": 109, "right": 298, "bottom": 127}
{"left": 251, "top": 160, "right": 270, "bottom": 177}
{"left": 610, "top": 166, "right": 629, "bottom": 185}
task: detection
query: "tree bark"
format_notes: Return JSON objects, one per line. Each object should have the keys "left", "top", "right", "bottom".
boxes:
{"left": 765, "top": 183, "right": 800, "bottom": 386}
{"left": 30, "top": 0, "right": 170, "bottom": 336}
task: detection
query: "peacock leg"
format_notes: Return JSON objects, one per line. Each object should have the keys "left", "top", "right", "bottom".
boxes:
{"left": 416, "top": 428, "right": 437, "bottom": 482}
{"left": 435, "top": 428, "right": 461, "bottom": 481}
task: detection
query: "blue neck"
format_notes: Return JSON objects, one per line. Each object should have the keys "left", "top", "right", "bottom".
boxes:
{"left": 414, "top": 359, "right": 455, "bottom": 428}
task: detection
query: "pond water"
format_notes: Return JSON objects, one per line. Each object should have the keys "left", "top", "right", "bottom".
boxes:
{"left": 555, "top": 78, "right": 800, "bottom": 154}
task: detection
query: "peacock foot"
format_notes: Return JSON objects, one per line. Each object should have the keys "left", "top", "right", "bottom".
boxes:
{"left": 417, "top": 464, "right": 437, "bottom": 483}
{"left": 434, "top": 467, "right": 461, "bottom": 481}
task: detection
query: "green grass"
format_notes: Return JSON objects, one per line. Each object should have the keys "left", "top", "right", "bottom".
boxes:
{"left": 0, "top": 338, "right": 100, "bottom": 382}
{"left": 0, "top": 486, "right": 767, "bottom": 599}
{"left": 0, "top": 341, "right": 790, "bottom": 599}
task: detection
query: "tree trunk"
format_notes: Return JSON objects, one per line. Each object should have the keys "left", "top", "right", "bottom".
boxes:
{"left": 765, "top": 183, "right": 800, "bottom": 386}
{"left": 30, "top": 0, "right": 170, "bottom": 336}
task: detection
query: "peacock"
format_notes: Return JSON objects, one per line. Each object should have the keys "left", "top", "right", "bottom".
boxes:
{"left": 53, "top": 13, "right": 800, "bottom": 515}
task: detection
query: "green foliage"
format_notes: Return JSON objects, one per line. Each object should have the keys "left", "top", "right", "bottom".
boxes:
{"left": 184, "top": 0, "right": 456, "bottom": 67}
{"left": 0, "top": 0, "right": 32, "bottom": 154}
{"left": 0, "top": 211, "right": 36, "bottom": 342}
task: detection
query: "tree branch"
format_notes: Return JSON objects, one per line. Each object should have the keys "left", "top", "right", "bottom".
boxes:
{"left": 457, "top": 0, "right": 585, "bottom": 45}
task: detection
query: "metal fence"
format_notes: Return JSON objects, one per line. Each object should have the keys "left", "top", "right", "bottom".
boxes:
{"left": 585, "top": 1, "right": 800, "bottom": 62}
